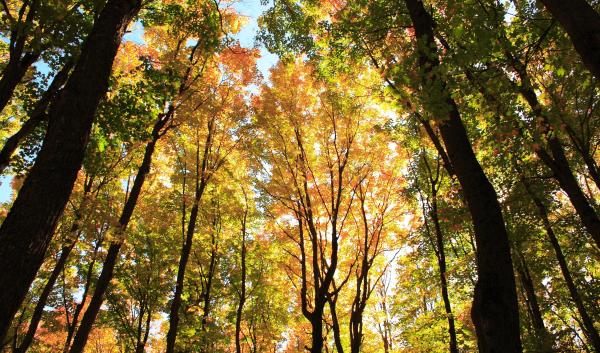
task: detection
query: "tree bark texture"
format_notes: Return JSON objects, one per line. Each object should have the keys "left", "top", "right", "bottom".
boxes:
{"left": 403, "top": 1, "right": 522, "bottom": 352}
{"left": 0, "top": 0, "right": 142, "bottom": 340}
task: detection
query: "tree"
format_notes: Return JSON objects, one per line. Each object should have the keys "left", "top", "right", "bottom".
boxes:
{"left": 537, "top": 0, "right": 600, "bottom": 79}
{"left": 0, "top": 0, "right": 142, "bottom": 341}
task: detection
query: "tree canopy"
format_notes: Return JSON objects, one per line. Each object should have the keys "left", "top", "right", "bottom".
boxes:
{"left": 0, "top": 0, "right": 598, "bottom": 352}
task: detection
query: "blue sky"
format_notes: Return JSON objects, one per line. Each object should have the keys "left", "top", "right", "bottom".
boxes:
{"left": 232, "top": 0, "right": 278, "bottom": 78}
{"left": 0, "top": 0, "right": 277, "bottom": 204}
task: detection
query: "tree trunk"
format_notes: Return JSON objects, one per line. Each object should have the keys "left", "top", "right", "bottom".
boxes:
{"left": 328, "top": 298, "right": 344, "bottom": 353}
{"left": 0, "top": 52, "right": 40, "bottom": 115}
{"left": 507, "top": 52, "right": 600, "bottom": 249}
{"left": 135, "top": 307, "right": 152, "bottom": 353}
{"left": 68, "top": 242, "right": 121, "bottom": 353}
{"left": 63, "top": 235, "right": 103, "bottom": 353}
{"left": 235, "top": 209, "right": 248, "bottom": 353}
{"left": 538, "top": 0, "right": 600, "bottom": 79}
{"left": 580, "top": 151, "right": 600, "bottom": 192}
{"left": 165, "top": 120, "right": 214, "bottom": 353}
{"left": 14, "top": 242, "right": 75, "bottom": 353}
{"left": 430, "top": 192, "right": 459, "bottom": 353}
{"left": 536, "top": 140, "right": 600, "bottom": 249}
{"left": 514, "top": 248, "right": 553, "bottom": 352}
{"left": 68, "top": 112, "right": 170, "bottom": 353}
{"left": 0, "top": 60, "right": 74, "bottom": 174}
{"left": 16, "top": 171, "right": 94, "bottom": 353}
{"left": 403, "top": 1, "right": 522, "bottom": 352}
{"left": 165, "top": 200, "right": 203, "bottom": 353}
{"left": 0, "top": 0, "right": 40, "bottom": 115}
{"left": 201, "top": 228, "right": 218, "bottom": 333}
{"left": 310, "top": 306, "right": 324, "bottom": 353}
{"left": 523, "top": 181, "right": 600, "bottom": 352}
{"left": 0, "top": 0, "right": 142, "bottom": 341}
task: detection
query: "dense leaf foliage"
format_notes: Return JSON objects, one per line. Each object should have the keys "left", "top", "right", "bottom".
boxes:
{"left": 0, "top": 0, "right": 598, "bottom": 352}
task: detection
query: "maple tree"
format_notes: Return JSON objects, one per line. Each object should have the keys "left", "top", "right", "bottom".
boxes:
{"left": 0, "top": 0, "right": 599, "bottom": 352}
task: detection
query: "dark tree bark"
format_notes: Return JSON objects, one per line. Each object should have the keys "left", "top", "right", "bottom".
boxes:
{"left": 135, "top": 305, "right": 152, "bottom": 353}
{"left": 402, "top": 1, "right": 522, "bottom": 352}
{"left": 13, "top": 242, "right": 75, "bottom": 353}
{"left": 63, "top": 234, "right": 103, "bottom": 353}
{"left": 538, "top": 0, "right": 600, "bottom": 79}
{"left": 200, "top": 221, "right": 219, "bottom": 341}
{"left": 68, "top": 111, "right": 172, "bottom": 353}
{"left": 348, "top": 178, "right": 393, "bottom": 353}
{"left": 502, "top": 48, "right": 600, "bottom": 249}
{"left": 328, "top": 297, "right": 344, "bottom": 353}
{"left": 294, "top": 126, "right": 350, "bottom": 353}
{"left": 0, "top": 0, "right": 41, "bottom": 114}
{"left": 0, "top": 0, "right": 142, "bottom": 341}
{"left": 13, "top": 174, "right": 92, "bottom": 353}
{"left": 0, "top": 52, "right": 40, "bottom": 115}
{"left": 15, "top": 173, "right": 95, "bottom": 353}
{"left": 0, "top": 60, "right": 74, "bottom": 174}
{"left": 166, "top": 119, "right": 215, "bottom": 353}
{"left": 560, "top": 121, "right": 600, "bottom": 192}
{"left": 513, "top": 248, "right": 553, "bottom": 353}
{"left": 419, "top": 156, "right": 459, "bottom": 353}
{"left": 235, "top": 207, "right": 248, "bottom": 353}
{"left": 521, "top": 179, "right": 600, "bottom": 352}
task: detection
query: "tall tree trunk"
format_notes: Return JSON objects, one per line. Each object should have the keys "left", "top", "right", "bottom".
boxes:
{"left": 0, "top": 0, "right": 40, "bottom": 115}
{"left": 0, "top": 52, "right": 40, "bottom": 115}
{"left": 328, "top": 297, "right": 344, "bottom": 353}
{"left": 402, "top": 1, "right": 522, "bottom": 352}
{"left": 514, "top": 247, "right": 553, "bottom": 353}
{"left": 0, "top": 60, "right": 74, "bottom": 174}
{"left": 135, "top": 306, "right": 152, "bottom": 353}
{"left": 188, "top": 223, "right": 220, "bottom": 353}
{"left": 14, "top": 242, "right": 75, "bottom": 353}
{"left": 14, "top": 173, "right": 93, "bottom": 353}
{"left": 63, "top": 235, "right": 103, "bottom": 353}
{"left": 504, "top": 49, "right": 600, "bottom": 249}
{"left": 538, "top": 0, "right": 600, "bottom": 79}
{"left": 235, "top": 208, "right": 248, "bottom": 353}
{"left": 201, "top": 227, "right": 218, "bottom": 334}
{"left": 580, "top": 151, "right": 600, "bottom": 192}
{"left": 165, "top": 120, "right": 214, "bottom": 353}
{"left": 0, "top": 0, "right": 142, "bottom": 340}
{"left": 430, "top": 192, "right": 459, "bottom": 353}
{"left": 522, "top": 180, "right": 600, "bottom": 352}
{"left": 418, "top": 155, "right": 459, "bottom": 353}
{"left": 68, "top": 112, "right": 171, "bottom": 353}
{"left": 310, "top": 306, "right": 324, "bottom": 353}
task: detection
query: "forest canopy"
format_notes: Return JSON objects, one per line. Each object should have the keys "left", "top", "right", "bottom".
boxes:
{"left": 0, "top": 0, "right": 599, "bottom": 352}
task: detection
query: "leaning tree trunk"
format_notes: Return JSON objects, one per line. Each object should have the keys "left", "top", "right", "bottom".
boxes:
{"left": 16, "top": 173, "right": 94, "bottom": 353}
{"left": 14, "top": 242, "right": 75, "bottom": 353}
{"left": 522, "top": 181, "right": 600, "bottom": 352}
{"left": 0, "top": 52, "right": 40, "bottom": 115}
{"left": 538, "top": 0, "right": 600, "bottom": 79}
{"left": 513, "top": 248, "right": 553, "bottom": 353}
{"left": 0, "top": 0, "right": 40, "bottom": 114}
{"left": 165, "top": 119, "right": 214, "bottom": 353}
{"left": 63, "top": 235, "right": 102, "bottom": 353}
{"left": 328, "top": 296, "right": 344, "bottom": 353}
{"left": 0, "top": 0, "right": 142, "bottom": 341}
{"left": 402, "top": 1, "right": 522, "bottom": 352}
{"left": 135, "top": 306, "right": 152, "bottom": 353}
{"left": 504, "top": 50, "right": 600, "bottom": 249}
{"left": 68, "top": 112, "right": 171, "bottom": 353}
{"left": 0, "top": 60, "right": 74, "bottom": 174}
